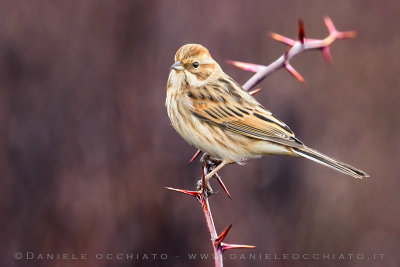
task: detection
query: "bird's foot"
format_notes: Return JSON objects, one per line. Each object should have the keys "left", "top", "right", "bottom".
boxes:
{"left": 196, "top": 179, "right": 214, "bottom": 196}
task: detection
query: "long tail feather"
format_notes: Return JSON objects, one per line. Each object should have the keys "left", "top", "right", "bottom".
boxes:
{"left": 292, "top": 147, "right": 369, "bottom": 179}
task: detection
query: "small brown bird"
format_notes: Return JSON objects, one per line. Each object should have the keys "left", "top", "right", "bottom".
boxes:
{"left": 166, "top": 44, "right": 368, "bottom": 180}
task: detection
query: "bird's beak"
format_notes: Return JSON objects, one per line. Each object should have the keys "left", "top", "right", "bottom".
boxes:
{"left": 171, "top": 61, "right": 184, "bottom": 71}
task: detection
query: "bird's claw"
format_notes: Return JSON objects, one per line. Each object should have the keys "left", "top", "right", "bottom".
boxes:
{"left": 196, "top": 179, "right": 214, "bottom": 196}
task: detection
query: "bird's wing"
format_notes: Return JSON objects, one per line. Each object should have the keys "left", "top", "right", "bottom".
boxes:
{"left": 187, "top": 77, "right": 304, "bottom": 148}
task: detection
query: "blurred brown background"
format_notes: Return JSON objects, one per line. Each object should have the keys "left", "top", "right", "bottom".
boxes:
{"left": 1, "top": 1, "right": 399, "bottom": 266}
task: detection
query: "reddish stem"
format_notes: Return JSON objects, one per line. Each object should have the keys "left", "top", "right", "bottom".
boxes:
{"left": 166, "top": 165, "right": 254, "bottom": 267}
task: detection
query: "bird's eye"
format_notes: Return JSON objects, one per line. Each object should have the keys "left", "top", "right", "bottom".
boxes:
{"left": 193, "top": 62, "right": 199, "bottom": 68}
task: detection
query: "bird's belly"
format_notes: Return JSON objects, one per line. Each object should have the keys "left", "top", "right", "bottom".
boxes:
{"left": 185, "top": 124, "right": 256, "bottom": 162}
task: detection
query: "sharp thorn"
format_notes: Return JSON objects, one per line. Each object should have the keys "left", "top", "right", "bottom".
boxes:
{"left": 270, "top": 32, "right": 296, "bottom": 46}
{"left": 215, "top": 224, "right": 232, "bottom": 244}
{"left": 188, "top": 150, "right": 201, "bottom": 165}
{"left": 249, "top": 88, "right": 261, "bottom": 95}
{"left": 322, "top": 47, "right": 332, "bottom": 65}
{"left": 324, "top": 16, "right": 336, "bottom": 34}
{"left": 215, "top": 173, "right": 232, "bottom": 199}
{"left": 298, "top": 19, "right": 305, "bottom": 43}
{"left": 221, "top": 243, "right": 256, "bottom": 251}
{"left": 226, "top": 60, "right": 264, "bottom": 72}
{"left": 286, "top": 64, "right": 305, "bottom": 82}
{"left": 338, "top": 31, "right": 357, "bottom": 39}
{"left": 165, "top": 187, "right": 201, "bottom": 198}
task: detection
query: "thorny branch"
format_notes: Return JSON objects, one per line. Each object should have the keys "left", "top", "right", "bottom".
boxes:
{"left": 167, "top": 156, "right": 254, "bottom": 267}
{"left": 231, "top": 17, "right": 355, "bottom": 90}
{"left": 167, "top": 17, "right": 355, "bottom": 267}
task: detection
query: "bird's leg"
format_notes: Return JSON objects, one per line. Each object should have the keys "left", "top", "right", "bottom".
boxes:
{"left": 200, "top": 154, "right": 225, "bottom": 182}
{"left": 197, "top": 154, "right": 215, "bottom": 194}
{"left": 205, "top": 160, "right": 227, "bottom": 182}
{"left": 197, "top": 154, "right": 227, "bottom": 195}
{"left": 196, "top": 179, "right": 213, "bottom": 195}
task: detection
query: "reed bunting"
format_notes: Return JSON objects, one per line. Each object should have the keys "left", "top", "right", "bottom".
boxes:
{"left": 166, "top": 44, "right": 368, "bottom": 180}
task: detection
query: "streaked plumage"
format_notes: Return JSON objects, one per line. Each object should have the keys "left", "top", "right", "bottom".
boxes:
{"left": 166, "top": 44, "right": 368, "bottom": 179}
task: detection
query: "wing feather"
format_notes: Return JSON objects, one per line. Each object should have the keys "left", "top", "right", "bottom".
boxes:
{"left": 187, "top": 76, "right": 304, "bottom": 148}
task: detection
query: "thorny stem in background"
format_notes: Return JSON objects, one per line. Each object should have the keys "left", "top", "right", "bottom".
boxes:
{"left": 232, "top": 17, "right": 355, "bottom": 90}
{"left": 168, "top": 17, "right": 355, "bottom": 267}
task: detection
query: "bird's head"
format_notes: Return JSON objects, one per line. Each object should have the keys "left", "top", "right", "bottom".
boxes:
{"left": 170, "top": 44, "right": 220, "bottom": 86}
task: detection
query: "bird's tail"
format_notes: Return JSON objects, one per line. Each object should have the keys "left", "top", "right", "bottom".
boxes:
{"left": 292, "top": 146, "right": 369, "bottom": 179}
